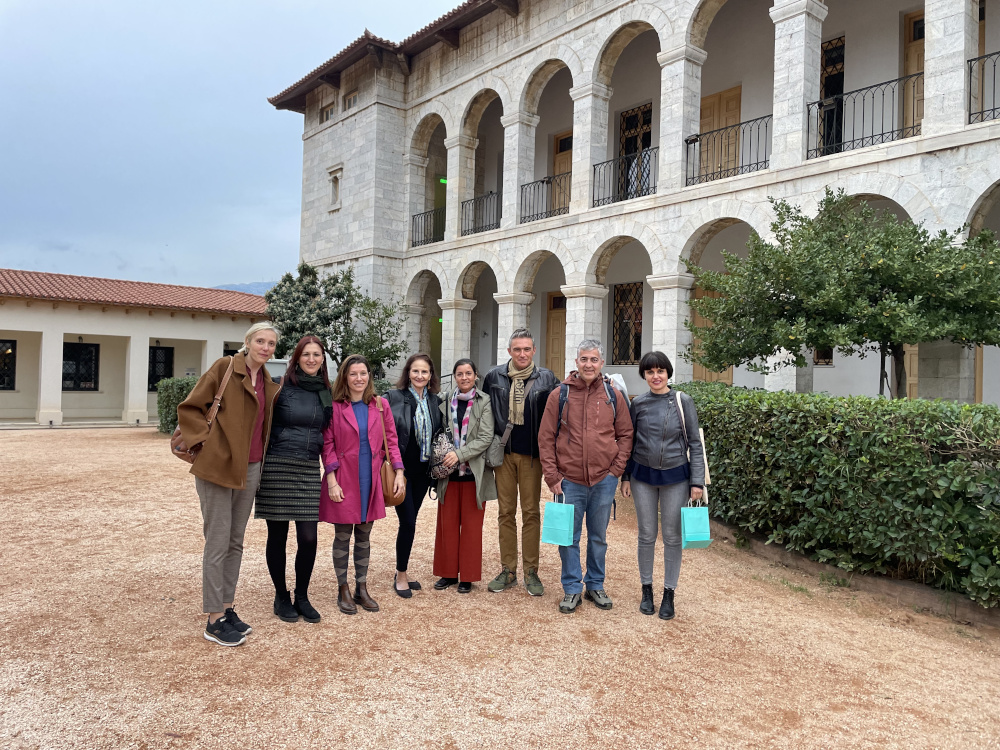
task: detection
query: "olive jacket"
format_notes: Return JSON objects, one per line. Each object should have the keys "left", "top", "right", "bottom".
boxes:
{"left": 434, "top": 389, "right": 498, "bottom": 509}
{"left": 177, "top": 352, "right": 281, "bottom": 489}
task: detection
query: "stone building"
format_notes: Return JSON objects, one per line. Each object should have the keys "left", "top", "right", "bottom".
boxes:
{"left": 0, "top": 269, "right": 267, "bottom": 425}
{"left": 270, "top": 0, "right": 1000, "bottom": 404}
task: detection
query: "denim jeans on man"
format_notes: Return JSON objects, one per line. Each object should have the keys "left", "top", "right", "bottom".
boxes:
{"left": 558, "top": 473, "right": 619, "bottom": 594}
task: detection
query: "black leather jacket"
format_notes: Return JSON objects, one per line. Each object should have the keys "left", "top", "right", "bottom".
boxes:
{"left": 482, "top": 362, "right": 560, "bottom": 459}
{"left": 385, "top": 388, "right": 443, "bottom": 457}
{"left": 266, "top": 380, "right": 330, "bottom": 462}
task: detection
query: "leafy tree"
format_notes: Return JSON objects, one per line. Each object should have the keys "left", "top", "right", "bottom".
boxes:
{"left": 265, "top": 262, "right": 407, "bottom": 378}
{"left": 687, "top": 189, "right": 1000, "bottom": 397}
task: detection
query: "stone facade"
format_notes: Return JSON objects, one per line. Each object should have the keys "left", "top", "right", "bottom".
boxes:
{"left": 281, "top": 0, "right": 1000, "bottom": 404}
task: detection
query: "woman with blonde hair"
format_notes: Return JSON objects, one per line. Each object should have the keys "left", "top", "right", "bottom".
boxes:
{"left": 177, "top": 321, "right": 281, "bottom": 646}
{"left": 319, "top": 354, "right": 405, "bottom": 615}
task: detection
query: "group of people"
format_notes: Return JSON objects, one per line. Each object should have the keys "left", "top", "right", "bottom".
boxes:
{"left": 177, "top": 324, "right": 704, "bottom": 647}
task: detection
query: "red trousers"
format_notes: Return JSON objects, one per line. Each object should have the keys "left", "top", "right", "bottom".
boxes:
{"left": 433, "top": 480, "right": 485, "bottom": 582}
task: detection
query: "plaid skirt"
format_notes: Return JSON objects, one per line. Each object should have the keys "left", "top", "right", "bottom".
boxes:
{"left": 254, "top": 454, "right": 322, "bottom": 522}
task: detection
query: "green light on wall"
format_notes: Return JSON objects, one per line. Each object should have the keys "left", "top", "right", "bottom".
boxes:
{"left": 439, "top": 178, "right": 448, "bottom": 184}
{"left": 438, "top": 318, "right": 443, "bottom": 323}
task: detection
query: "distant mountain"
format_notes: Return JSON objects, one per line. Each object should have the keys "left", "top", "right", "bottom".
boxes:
{"left": 215, "top": 281, "right": 278, "bottom": 296}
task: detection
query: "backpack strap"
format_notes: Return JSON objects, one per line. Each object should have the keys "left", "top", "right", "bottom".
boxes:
{"left": 555, "top": 383, "right": 569, "bottom": 440}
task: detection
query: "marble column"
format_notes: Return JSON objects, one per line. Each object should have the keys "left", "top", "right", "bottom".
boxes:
{"left": 657, "top": 45, "right": 708, "bottom": 190}
{"left": 493, "top": 292, "right": 535, "bottom": 365}
{"left": 404, "top": 154, "right": 429, "bottom": 246}
{"left": 36, "top": 329, "right": 64, "bottom": 426}
{"left": 560, "top": 283, "right": 608, "bottom": 373}
{"left": 500, "top": 112, "right": 540, "bottom": 229}
{"left": 444, "top": 135, "right": 477, "bottom": 241}
{"left": 438, "top": 298, "right": 477, "bottom": 376}
{"left": 568, "top": 83, "right": 613, "bottom": 214}
{"left": 647, "top": 273, "right": 696, "bottom": 384}
{"left": 122, "top": 334, "right": 150, "bottom": 424}
{"left": 923, "top": 0, "right": 980, "bottom": 135}
{"left": 764, "top": 350, "right": 814, "bottom": 392}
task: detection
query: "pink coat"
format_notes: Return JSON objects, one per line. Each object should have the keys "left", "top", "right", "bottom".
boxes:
{"left": 319, "top": 397, "right": 404, "bottom": 525}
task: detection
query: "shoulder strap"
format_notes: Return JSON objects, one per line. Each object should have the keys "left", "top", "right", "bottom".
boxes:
{"left": 205, "top": 356, "right": 235, "bottom": 428}
{"left": 675, "top": 390, "right": 690, "bottom": 455}
{"left": 555, "top": 383, "right": 569, "bottom": 440}
{"left": 603, "top": 377, "right": 618, "bottom": 420}
{"left": 376, "top": 396, "right": 390, "bottom": 458}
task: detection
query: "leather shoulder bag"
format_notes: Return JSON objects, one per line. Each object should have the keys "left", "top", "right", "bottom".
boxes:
{"left": 171, "top": 356, "right": 235, "bottom": 464}
{"left": 376, "top": 396, "right": 407, "bottom": 506}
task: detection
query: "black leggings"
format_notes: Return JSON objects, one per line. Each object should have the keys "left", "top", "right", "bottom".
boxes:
{"left": 394, "top": 460, "right": 430, "bottom": 572}
{"left": 265, "top": 520, "right": 318, "bottom": 595}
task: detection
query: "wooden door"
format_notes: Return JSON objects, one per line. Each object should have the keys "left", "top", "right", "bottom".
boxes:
{"left": 546, "top": 292, "right": 566, "bottom": 379}
{"left": 551, "top": 130, "right": 572, "bottom": 212}
{"left": 699, "top": 86, "right": 742, "bottom": 178}
{"left": 903, "top": 343, "right": 919, "bottom": 399}
{"left": 904, "top": 12, "right": 925, "bottom": 132}
{"left": 691, "top": 287, "right": 733, "bottom": 385}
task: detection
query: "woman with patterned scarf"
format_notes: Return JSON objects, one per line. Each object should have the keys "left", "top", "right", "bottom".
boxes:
{"left": 386, "top": 353, "right": 442, "bottom": 598}
{"left": 431, "top": 359, "right": 497, "bottom": 593}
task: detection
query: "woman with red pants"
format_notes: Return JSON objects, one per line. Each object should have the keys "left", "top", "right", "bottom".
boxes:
{"left": 432, "top": 358, "right": 496, "bottom": 593}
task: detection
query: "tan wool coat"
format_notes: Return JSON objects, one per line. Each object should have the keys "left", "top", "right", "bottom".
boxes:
{"left": 177, "top": 352, "right": 281, "bottom": 489}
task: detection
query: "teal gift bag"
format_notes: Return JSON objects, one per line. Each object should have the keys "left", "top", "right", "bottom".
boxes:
{"left": 681, "top": 503, "right": 712, "bottom": 549}
{"left": 541, "top": 495, "right": 574, "bottom": 546}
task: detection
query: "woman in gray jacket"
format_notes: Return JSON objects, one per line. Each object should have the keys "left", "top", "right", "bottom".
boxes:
{"left": 621, "top": 351, "right": 704, "bottom": 621}
{"left": 432, "top": 359, "right": 497, "bottom": 594}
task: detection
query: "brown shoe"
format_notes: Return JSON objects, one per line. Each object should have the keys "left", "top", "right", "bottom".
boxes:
{"left": 337, "top": 583, "right": 357, "bottom": 615}
{"left": 353, "top": 582, "right": 379, "bottom": 612}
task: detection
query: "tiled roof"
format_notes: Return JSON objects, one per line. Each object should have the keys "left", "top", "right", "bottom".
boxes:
{"left": 0, "top": 268, "right": 268, "bottom": 317}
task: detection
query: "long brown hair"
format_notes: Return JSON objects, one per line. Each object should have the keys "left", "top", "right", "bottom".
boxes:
{"left": 332, "top": 354, "right": 376, "bottom": 404}
{"left": 395, "top": 353, "right": 440, "bottom": 393}
{"left": 285, "top": 335, "right": 331, "bottom": 388}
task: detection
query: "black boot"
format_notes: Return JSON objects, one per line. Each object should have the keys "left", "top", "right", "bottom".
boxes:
{"left": 273, "top": 590, "right": 299, "bottom": 622}
{"left": 639, "top": 584, "right": 655, "bottom": 615}
{"left": 659, "top": 588, "right": 675, "bottom": 621}
{"left": 294, "top": 589, "right": 321, "bottom": 623}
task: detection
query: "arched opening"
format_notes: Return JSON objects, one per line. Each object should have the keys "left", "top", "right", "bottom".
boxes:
{"left": 461, "top": 90, "right": 504, "bottom": 234}
{"left": 967, "top": 180, "right": 1000, "bottom": 406}
{"left": 522, "top": 61, "right": 574, "bottom": 221}
{"left": 514, "top": 251, "right": 567, "bottom": 378}
{"left": 405, "top": 270, "right": 443, "bottom": 371}
{"left": 690, "top": 0, "right": 773, "bottom": 185}
{"left": 595, "top": 23, "right": 661, "bottom": 204}
{"left": 409, "top": 114, "right": 447, "bottom": 246}
{"left": 457, "top": 261, "right": 500, "bottom": 372}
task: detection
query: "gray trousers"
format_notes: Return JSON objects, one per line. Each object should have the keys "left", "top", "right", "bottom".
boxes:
{"left": 632, "top": 478, "right": 688, "bottom": 590}
{"left": 196, "top": 463, "right": 261, "bottom": 612}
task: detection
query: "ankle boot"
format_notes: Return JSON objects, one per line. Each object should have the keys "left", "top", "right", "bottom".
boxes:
{"left": 273, "top": 590, "right": 299, "bottom": 623}
{"left": 294, "top": 589, "right": 321, "bottom": 623}
{"left": 353, "top": 581, "right": 379, "bottom": 612}
{"left": 337, "top": 583, "right": 357, "bottom": 615}
{"left": 639, "top": 583, "right": 655, "bottom": 615}
{"left": 659, "top": 587, "right": 675, "bottom": 621}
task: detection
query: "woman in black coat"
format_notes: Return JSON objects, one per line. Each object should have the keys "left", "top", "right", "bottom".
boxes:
{"left": 255, "top": 335, "right": 333, "bottom": 623}
{"left": 385, "top": 353, "right": 442, "bottom": 598}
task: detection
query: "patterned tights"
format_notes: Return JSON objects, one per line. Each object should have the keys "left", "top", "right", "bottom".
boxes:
{"left": 332, "top": 522, "right": 373, "bottom": 585}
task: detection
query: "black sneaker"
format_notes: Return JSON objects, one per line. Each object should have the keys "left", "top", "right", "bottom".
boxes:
{"left": 204, "top": 616, "right": 246, "bottom": 647}
{"left": 224, "top": 607, "right": 252, "bottom": 635}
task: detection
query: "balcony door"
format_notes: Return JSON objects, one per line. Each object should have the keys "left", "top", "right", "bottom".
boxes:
{"left": 545, "top": 292, "right": 566, "bottom": 380}
{"left": 699, "top": 86, "right": 741, "bottom": 178}
{"left": 551, "top": 130, "right": 572, "bottom": 213}
{"left": 904, "top": 12, "right": 925, "bottom": 133}
{"left": 617, "top": 103, "right": 653, "bottom": 200}
{"left": 691, "top": 287, "right": 733, "bottom": 385}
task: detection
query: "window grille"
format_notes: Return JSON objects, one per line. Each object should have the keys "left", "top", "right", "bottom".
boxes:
{"left": 0, "top": 339, "right": 15, "bottom": 390}
{"left": 321, "top": 103, "right": 336, "bottom": 123}
{"left": 612, "top": 282, "right": 643, "bottom": 365}
{"left": 62, "top": 342, "right": 99, "bottom": 391}
{"left": 148, "top": 346, "right": 174, "bottom": 391}
{"left": 814, "top": 347, "right": 834, "bottom": 366}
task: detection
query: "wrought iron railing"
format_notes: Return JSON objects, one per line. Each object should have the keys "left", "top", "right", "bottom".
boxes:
{"left": 411, "top": 207, "right": 445, "bottom": 247}
{"left": 592, "top": 147, "right": 658, "bottom": 207}
{"left": 520, "top": 172, "right": 571, "bottom": 223}
{"left": 969, "top": 50, "right": 1000, "bottom": 124}
{"left": 684, "top": 115, "right": 772, "bottom": 186}
{"left": 461, "top": 192, "right": 502, "bottom": 235}
{"left": 807, "top": 72, "right": 923, "bottom": 159}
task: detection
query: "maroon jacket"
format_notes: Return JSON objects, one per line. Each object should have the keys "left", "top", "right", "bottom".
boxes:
{"left": 538, "top": 372, "right": 633, "bottom": 489}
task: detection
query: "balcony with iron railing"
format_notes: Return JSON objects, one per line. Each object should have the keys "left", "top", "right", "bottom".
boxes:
{"left": 807, "top": 72, "right": 923, "bottom": 159}
{"left": 969, "top": 50, "right": 1000, "bottom": 124}
{"left": 411, "top": 207, "right": 446, "bottom": 247}
{"left": 592, "top": 147, "right": 659, "bottom": 207}
{"left": 520, "top": 172, "right": 571, "bottom": 223}
{"left": 684, "top": 114, "right": 772, "bottom": 186}
{"left": 461, "top": 191, "right": 502, "bottom": 236}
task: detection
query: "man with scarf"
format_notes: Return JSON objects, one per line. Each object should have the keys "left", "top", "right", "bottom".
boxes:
{"left": 482, "top": 328, "right": 560, "bottom": 596}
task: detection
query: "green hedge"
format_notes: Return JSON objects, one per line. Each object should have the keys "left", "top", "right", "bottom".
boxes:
{"left": 156, "top": 377, "right": 198, "bottom": 434}
{"left": 678, "top": 382, "right": 1000, "bottom": 608}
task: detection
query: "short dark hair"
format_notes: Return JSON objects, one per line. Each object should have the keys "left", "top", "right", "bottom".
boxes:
{"left": 453, "top": 358, "right": 478, "bottom": 376}
{"left": 395, "top": 353, "right": 440, "bottom": 393}
{"left": 638, "top": 351, "right": 673, "bottom": 380}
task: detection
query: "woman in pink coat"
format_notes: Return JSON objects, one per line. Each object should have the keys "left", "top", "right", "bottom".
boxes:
{"left": 319, "top": 354, "right": 404, "bottom": 615}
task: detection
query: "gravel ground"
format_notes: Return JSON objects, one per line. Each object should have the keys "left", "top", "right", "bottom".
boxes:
{"left": 1, "top": 428, "right": 999, "bottom": 750}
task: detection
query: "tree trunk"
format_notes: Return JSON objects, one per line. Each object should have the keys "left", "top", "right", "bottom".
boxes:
{"left": 879, "top": 342, "right": 888, "bottom": 397}
{"left": 890, "top": 343, "right": 907, "bottom": 399}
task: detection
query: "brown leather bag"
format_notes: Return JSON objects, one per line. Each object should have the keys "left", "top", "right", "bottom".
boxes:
{"left": 170, "top": 357, "right": 235, "bottom": 464}
{"left": 375, "top": 395, "right": 406, "bottom": 506}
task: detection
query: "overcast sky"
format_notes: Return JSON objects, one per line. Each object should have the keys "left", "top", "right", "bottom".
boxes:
{"left": 0, "top": 0, "right": 457, "bottom": 288}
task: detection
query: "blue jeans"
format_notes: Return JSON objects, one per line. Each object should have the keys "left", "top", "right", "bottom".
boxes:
{"left": 558, "top": 474, "right": 619, "bottom": 594}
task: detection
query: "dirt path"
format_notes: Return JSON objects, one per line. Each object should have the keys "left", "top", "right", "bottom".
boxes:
{"left": 1, "top": 428, "right": 999, "bottom": 749}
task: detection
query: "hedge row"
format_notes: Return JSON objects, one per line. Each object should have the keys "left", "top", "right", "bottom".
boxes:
{"left": 156, "top": 377, "right": 198, "bottom": 434}
{"left": 678, "top": 381, "right": 1000, "bottom": 608}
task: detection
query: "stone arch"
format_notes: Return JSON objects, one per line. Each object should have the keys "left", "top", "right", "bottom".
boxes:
{"left": 968, "top": 179, "right": 1000, "bottom": 236}
{"left": 518, "top": 52, "right": 580, "bottom": 115}
{"left": 512, "top": 236, "right": 574, "bottom": 294}
{"left": 687, "top": 0, "right": 729, "bottom": 49}
{"left": 592, "top": 2, "right": 673, "bottom": 85}
{"left": 675, "top": 200, "right": 774, "bottom": 270}
{"left": 408, "top": 101, "right": 456, "bottom": 156}
{"left": 461, "top": 83, "right": 511, "bottom": 139}
{"left": 404, "top": 263, "right": 449, "bottom": 306}
{"left": 800, "top": 173, "right": 934, "bottom": 228}
{"left": 455, "top": 248, "right": 506, "bottom": 299}
{"left": 584, "top": 219, "right": 667, "bottom": 283}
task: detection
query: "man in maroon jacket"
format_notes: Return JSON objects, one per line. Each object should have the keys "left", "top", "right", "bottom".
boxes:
{"left": 538, "top": 339, "right": 633, "bottom": 613}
